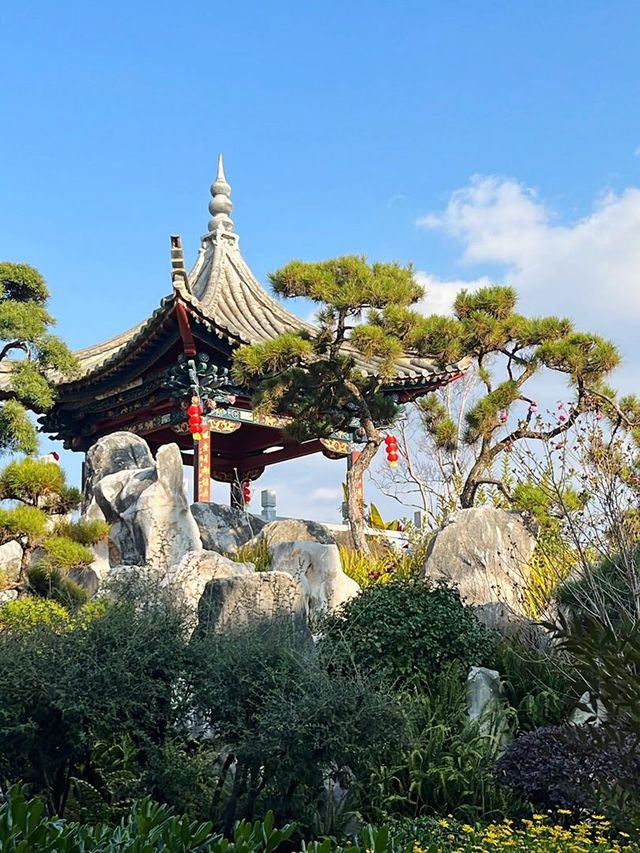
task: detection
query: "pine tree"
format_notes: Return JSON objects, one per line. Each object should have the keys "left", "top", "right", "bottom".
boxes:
{"left": 232, "top": 256, "right": 427, "bottom": 553}
{"left": 378, "top": 285, "right": 639, "bottom": 510}
{"left": 0, "top": 457, "right": 108, "bottom": 602}
{"left": 0, "top": 263, "right": 78, "bottom": 455}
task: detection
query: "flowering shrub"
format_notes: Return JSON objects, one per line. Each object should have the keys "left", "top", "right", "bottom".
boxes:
{"left": 407, "top": 813, "right": 638, "bottom": 852}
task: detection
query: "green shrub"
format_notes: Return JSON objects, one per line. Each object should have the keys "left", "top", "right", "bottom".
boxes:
{"left": 0, "top": 456, "right": 67, "bottom": 505}
{"left": 233, "top": 538, "right": 272, "bottom": 571}
{"left": 0, "top": 584, "right": 189, "bottom": 816}
{"left": 190, "top": 618, "right": 403, "bottom": 832}
{"left": 0, "top": 596, "right": 72, "bottom": 632}
{"left": 492, "top": 640, "right": 580, "bottom": 732}
{"left": 319, "top": 578, "right": 497, "bottom": 688}
{"left": 0, "top": 504, "right": 47, "bottom": 543}
{"left": 360, "top": 666, "right": 519, "bottom": 823}
{"left": 0, "top": 785, "right": 296, "bottom": 852}
{"left": 52, "top": 517, "right": 110, "bottom": 546}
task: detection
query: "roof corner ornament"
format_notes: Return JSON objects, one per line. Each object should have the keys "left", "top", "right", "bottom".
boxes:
{"left": 170, "top": 235, "right": 192, "bottom": 298}
{"left": 207, "top": 154, "right": 236, "bottom": 240}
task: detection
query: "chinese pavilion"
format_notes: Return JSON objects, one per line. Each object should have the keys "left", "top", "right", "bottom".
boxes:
{"left": 41, "top": 158, "right": 467, "bottom": 506}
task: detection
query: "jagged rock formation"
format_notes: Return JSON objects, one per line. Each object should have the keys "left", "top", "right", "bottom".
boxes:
{"left": 197, "top": 571, "right": 309, "bottom": 636}
{"left": 86, "top": 434, "right": 202, "bottom": 571}
{"left": 269, "top": 541, "right": 360, "bottom": 617}
{"left": 0, "top": 540, "right": 23, "bottom": 587}
{"left": 191, "top": 502, "right": 266, "bottom": 555}
{"left": 255, "top": 518, "right": 337, "bottom": 547}
{"left": 422, "top": 507, "right": 537, "bottom": 614}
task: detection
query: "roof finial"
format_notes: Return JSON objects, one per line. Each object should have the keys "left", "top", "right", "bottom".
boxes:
{"left": 170, "top": 235, "right": 192, "bottom": 297}
{"left": 208, "top": 154, "right": 234, "bottom": 234}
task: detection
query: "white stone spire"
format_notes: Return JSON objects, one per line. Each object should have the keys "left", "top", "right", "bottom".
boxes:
{"left": 208, "top": 154, "right": 234, "bottom": 234}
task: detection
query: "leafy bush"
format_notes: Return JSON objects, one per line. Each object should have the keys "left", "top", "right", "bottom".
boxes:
{"left": 52, "top": 517, "right": 110, "bottom": 546}
{"left": 189, "top": 618, "right": 403, "bottom": 831}
{"left": 496, "top": 724, "right": 640, "bottom": 813}
{"left": 0, "top": 596, "right": 72, "bottom": 632}
{"left": 0, "top": 785, "right": 296, "bottom": 852}
{"left": 386, "top": 812, "right": 638, "bottom": 852}
{"left": 493, "top": 640, "right": 580, "bottom": 732}
{"left": 0, "top": 584, "right": 189, "bottom": 816}
{"left": 319, "top": 578, "right": 497, "bottom": 688}
{"left": 0, "top": 503, "right": 47, "bottom": 544}
{"left": 361, "top": 665, "right": 518, "bottom": 823}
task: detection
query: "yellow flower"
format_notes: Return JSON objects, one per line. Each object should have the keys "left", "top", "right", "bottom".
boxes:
{"left": 438, "top": 819, "right": 449, "bottom": 828}
{"left": 461, "top": 824, "right": 474, "bottom": 834}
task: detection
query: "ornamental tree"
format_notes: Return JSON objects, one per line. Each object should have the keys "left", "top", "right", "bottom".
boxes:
{"left": 374, "top": 285, "right": 638, "bottom": 513}
{"left": 231, "top": 256, "right": 428, "bottom": 554}
{"left": 0, "top": 457, "right": 107, "bottom": 602}
{"left": 0, "top": 262, "right": 78, "bottom": 455}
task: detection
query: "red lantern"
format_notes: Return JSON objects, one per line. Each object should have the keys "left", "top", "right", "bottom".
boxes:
{"left": 384, "top": 435, "right": 399, "bottom": 468}
{"left": 242, "top": 480, "right": 251, "bottom": 505}
{"left": 187, "top": 400, "right": 203, "bottom": 441}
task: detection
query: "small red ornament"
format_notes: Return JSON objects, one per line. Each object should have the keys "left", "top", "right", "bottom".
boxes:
{"left": 242, "top": 481, "right": 251, "bottom": 505}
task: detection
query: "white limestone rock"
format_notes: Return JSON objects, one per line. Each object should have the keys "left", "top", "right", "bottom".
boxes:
{"left": 467, "top": 666, "right": 509, "bottom": 744}
{"left": 422, "top": 507, "right": 537, "bottom": 614}
{"left": 269, "top": 541, "right": 360, "bottom": 616}
{"left": 0, "top": 589, "right": 18, "bottom": 604}
{"left": 84, "top": 433, "right": 154, "bottom": 500}
{"left": 191, "top": 502, "right": 266, "bottom": 555}
{"left": 197, "top": 571, "right": 309, "bottom": 636}
{"left": 166, "top": 549, "right": 253, "bottom": 615}
{"left": 0, "top": 540, "right": 24, "bottom": 586}
{"left": 88, "top": 435, "right": 202, "bottom": 571}
{"left": 130, "top": 444, "right": 202, "bottom": 571}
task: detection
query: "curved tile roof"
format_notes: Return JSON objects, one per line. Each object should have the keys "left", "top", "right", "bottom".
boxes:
{"left": 1, "top": 159, "right": 469, "bottom": 394}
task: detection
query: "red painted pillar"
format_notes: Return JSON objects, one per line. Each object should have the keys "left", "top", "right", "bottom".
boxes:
{"left": 194, "top": 426, "right": 211, "bottom": 503}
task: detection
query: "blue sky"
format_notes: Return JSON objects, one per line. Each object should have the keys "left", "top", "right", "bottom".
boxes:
{"left": 2, "top": 1, "right": 639, "bottom": 520}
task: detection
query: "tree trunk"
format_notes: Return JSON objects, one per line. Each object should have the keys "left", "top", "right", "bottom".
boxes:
{"left": 460, "top": 455, "right": 491, "bottom": 508}
{"left": 346, "top": 437, "right": 381, "bottom": 555}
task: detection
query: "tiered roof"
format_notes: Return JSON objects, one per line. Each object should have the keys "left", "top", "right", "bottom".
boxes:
{"left": 57, "top": 156, "right": 467, "bottom": 393}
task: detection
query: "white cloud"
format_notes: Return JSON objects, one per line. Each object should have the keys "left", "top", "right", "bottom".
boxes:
{"left": 415, "top": 271, "right": 491, "bottom": 316}
{"left": 310, "top": 486, "right": 344, "bottom": 501}
{"left": 416, "top": 176, "right": 640, "bottom": 391}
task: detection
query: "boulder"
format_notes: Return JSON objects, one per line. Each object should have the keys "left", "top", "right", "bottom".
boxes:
{"left": 166, "top": 549, "right": 253, "bottom": 616}
{"left": 0, "top": 590, "right": 18, "bottom": 604}
{"left": 191, "top": 502, "right": 266, "bottom": 555}
{"left": 255, "top": 518, "right": 336, "bottom": 548}
{"left": 467, "top": 665, "right": 502, "bottom": 723}
{"left": 83, "top": 432, "right": 154, "bottom": 512}
{"left": 422, "top": 507, "right": 536, "bottom": 614}
{"left": 269, "top": 541, "right": 360, "bottom": 617}
{"left": 474, "top": 602, "right": 549, "bottom": 650}
{"left": 0, "top": 540, "right": 24, "bottom": 586}
{"left": 197, "top": 571, "right": 308, "bottom": 636}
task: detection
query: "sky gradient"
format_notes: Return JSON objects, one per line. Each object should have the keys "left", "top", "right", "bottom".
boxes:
{"left": 2, "top": 1, "right": 639, "bottom": 520}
